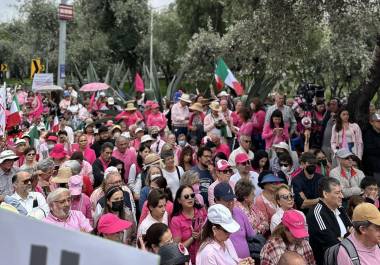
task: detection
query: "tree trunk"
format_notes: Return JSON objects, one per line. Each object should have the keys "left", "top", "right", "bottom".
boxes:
{"left": 347, "top": 35, "right": 380, "bottom": 130}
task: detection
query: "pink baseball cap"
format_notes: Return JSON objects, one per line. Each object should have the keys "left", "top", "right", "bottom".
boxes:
{"left": 235, "top": 153, "right": 250, "bottom": 164}
{"left": 216, "top": 159, "right": 231, "bottom": 171}
{"left": 47, "top": 136, "right": 58, "bottom": 142}
{"left": 68, "top": 175, "right": 83, "bottom": 196}
{"left": 151, "top": 102, "right": 160, "bottom": 109}
{"left": 97, "top": 213, "right": 133, "bottom": 234}
{"left": 49, "top": 144, "right": 67, "bottom": 159}
{"left": 282, "top": 209, "right": 308, "bottom": 239}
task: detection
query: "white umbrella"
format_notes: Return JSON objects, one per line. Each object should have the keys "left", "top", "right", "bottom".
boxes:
{"left": 34, "top": 85, "right": 64, "bottom": 93}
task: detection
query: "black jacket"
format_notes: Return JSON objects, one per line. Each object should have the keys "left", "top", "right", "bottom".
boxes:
{"left": 92, "top": 156, "right": 121, "bottom": 188}
{"left": 362, "top": 126, "right": 380, "bottom": 175}
{"left": 307, "top": 200, "right": 352, "bottom": 265}
{"left": 91, "top": 139, "right": 115, "bottom": 157}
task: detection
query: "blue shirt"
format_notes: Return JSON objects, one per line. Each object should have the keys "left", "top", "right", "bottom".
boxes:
{"left": 192, "top": 166, "right": 213, "bottom": 207}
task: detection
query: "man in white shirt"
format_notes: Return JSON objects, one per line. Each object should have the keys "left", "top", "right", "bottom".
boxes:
{"left": 228, "top": 135, "right": 254, "bottom": 170}
{"left": 11, "top": 171, "right": 49, "bottom": 216}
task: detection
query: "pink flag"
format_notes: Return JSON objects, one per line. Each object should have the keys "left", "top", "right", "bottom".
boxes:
{"left": 89, "top": 92, "right": 96, "bottom": 110}
{"left": 29, "top": 93, "right": 43, "bottom": 119}
{"left": 134, "top": 73, "right": 144, "bottom": 93}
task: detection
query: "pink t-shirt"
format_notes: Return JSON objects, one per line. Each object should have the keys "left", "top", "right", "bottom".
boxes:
{"left": 146, "top": 112, "right": 167, "bottom": 130}
{"left": 196, "top": 239, "right": 240, "bottom": 265}
{"left": 71, "top": 144, "right": 96, "bottom": 164}
{"left": 43, "top": 210, "right": 93, "bottom": 232}
{"left": 113, "top": 147, "right": 137, "bottom": 183}
{"left": 170, "top": 208, "right": 207, "bottom": 264}
{"left": 215, "top": 143, "right": 231, "bottom": 158}
{"left": 337, "top": 233, "right": 380, "bottom": 264}
{"left": 70, "top": 193, "right": 93, "bottom": 225}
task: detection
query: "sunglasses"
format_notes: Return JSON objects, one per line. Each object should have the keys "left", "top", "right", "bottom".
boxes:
{"left": 279, "top": 194, "right": 294, "bottom": 200}
{"left": 183, "top": 193, "right": 195, "bottom": 200}
{"left": 343, "top": 156, "right": 354, "bottom": 160}
{"left": 243, "top": 140, "right": 252, "bottom": 143}
{"left": 280, "top": 163, "right": 289, "bottom": 167}
{"left": 220, "top": 169, "right": 233, "bottom": 174}
{"left": 22, "top": 178, "right": 32, "bottom": 184}
{"left": 27, "top": 153, "right": 36, "bottom": 156}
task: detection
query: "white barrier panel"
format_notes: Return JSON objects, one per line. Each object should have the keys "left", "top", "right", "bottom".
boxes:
{"left": 0, "top": 210, "right": 159, "bottom": 265}
{"left": 32, "top": 74, "right": 54, "bottom": 90}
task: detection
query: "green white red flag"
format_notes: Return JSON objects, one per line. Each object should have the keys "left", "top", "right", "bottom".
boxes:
{"left": 7, "top": 95, "right": 21, "bottom": 128}
{"left": 214, "top": 58, "right": 244, "bottom": 96}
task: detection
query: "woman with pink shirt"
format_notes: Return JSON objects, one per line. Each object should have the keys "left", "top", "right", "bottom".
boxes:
{"left": 237, "top": 107, "right": 254, "bottom": 140}
{"left": 115, "top": 103, "right": 144, "bottom": 128}
{"left": 146, "top": 102, "right": 167, "bottom": 133}
{"left": 251, "top": 97, "right": 266, "bottom": 150}
{"left": 71, "top": 135, "right": 96, "bottom": 164}
{"left": 231, "top": 100, "right": 244, "bottom": 128}
{"left": 262, "top": 110, "right": 289, "bottom": 151}
{"left": 83, "top": 119, "right": 95, "bottom": 145}
{"left": 170, "top": 185, "right": 207, "bottom": 264}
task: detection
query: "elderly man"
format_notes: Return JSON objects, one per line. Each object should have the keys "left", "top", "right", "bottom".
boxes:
{"left": 36, "top": 158, "right": 57, "bottom": 197}
{"left": 336, "top": 203, "right": 380, "bottom": 264}
{"left": 11, "top": 171, "right": 49, "bottom": 215}
{"left": 92, "top": 142, "right": 121, "bottom": 188}
{"left": 43, "top": 188, "right": 93, "bottom": 232}
{"left": 112, "top": 135, "right": 137, "bottom": 182}
{"left": 171, "top": 93, "right": 191, "bottom": 138}
{"left": 265, "top": 93, "right": 297, "bottom": 134}
{"left": 330, "top": 149, "right": 365, "bottom": 199}
{"left": 307, "top": 177, "right": 352, "bottom": 265}
{"left": 228, "top": 134, "right": 254, "bottom": 170}
{"left": 0, "top": 150, "right": 19, "bottom": 196}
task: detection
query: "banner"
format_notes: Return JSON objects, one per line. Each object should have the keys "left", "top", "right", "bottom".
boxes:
{"left": 0, "top": 210, "right": 159, "bottom": 265}
{"left": 0, "top": 83, "right": 6, "bottom": 136}
{"left": 32, "top": 73, "right": 54, "bottom": 91}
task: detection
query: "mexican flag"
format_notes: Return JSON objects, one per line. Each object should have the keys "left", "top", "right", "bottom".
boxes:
{"left": 7, "top": 95, "right": 21, "bottom": 128}
{"left": 214, "top": 58, "right": 244, "bottom": 96}
{"left": 52, "top": 115, "right": 59, "bottom": 132}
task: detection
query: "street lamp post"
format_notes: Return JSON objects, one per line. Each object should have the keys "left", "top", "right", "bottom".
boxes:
{"left": 57, "top": 0, "right": 68, "bottom": 87}
{"left": 149, "top": 4, "right": 154, "bottom": 91}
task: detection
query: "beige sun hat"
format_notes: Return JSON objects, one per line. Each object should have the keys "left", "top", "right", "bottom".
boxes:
{"left": 51, "top": 167, "right": 72, "bottom": 184}
{"left": 209, "top": 101, "right": 222, "bottom": 112}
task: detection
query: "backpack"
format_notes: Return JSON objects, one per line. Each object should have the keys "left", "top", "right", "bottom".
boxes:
{"left": 323, "top": 238, "right": 360, "bottom": 265}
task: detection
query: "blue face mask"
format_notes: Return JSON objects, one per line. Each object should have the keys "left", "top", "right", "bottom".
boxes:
{"left": 178, "top": 140, "right": 186, "bottom": 147}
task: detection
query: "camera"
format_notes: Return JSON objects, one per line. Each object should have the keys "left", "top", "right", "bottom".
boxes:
{"left": 296, "top": 82, "right": 325, "bottom": 110}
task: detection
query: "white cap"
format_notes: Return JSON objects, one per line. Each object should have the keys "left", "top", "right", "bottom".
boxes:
{"left": 141, "top": 134, "right": 154, "bottom": 143}
{"left": 217, "top": 91, "right": 229, "bottom": 97}
{"left": 121, "top": 132, "right": 131, "bottom": 139}
{"left": 15, "top": 139, "right": 27, "bottom": 145}
{"left": 135, "top": 128, "right": 143, "bottom": 134}
{"left": 272, "top": 141, "right": 290, "bottom": 151}
{"left": 107, "top": 97, "right": 114, "bottom": 105}
{"left": 335, "top": 148, "right": 353, "bottom": 159}
{"left": 207, "top": 204, "right": 240, "bottom": 233}
{"left": 99, "top": 92, "right": 106, "bottom": 97}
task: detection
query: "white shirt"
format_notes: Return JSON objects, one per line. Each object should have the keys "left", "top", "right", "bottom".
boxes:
{"left": 230, "top": 171, "right": 262, "bottom": 196}
{"left": 64, "top": 125, "right": 74, "bottom": 144}
{"left": 137, "top": 211, "right": 168, "bottom": 237}
{"left": 334, "top": 209, "right": 348, "bottom": 237}
{"left": 162, "top": 166, "right": 184, "bottom": 197}
{"left": 11, "top": 191, "right": 49, "bottom": 216}
{"left": 228, "top": 146, "right": 254, "bottom": 171}
{"left": 150, "top": 138, "right": 166, "bottom": 155}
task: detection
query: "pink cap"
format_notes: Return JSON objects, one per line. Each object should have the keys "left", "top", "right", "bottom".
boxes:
{"left": 235, "top": 153, "right": 250, "bottom": 164}
{"left": 151, "top": 102, "right": 159, "bottom": 109}
{"left": 282, "top": 209, "right": 308, "bottom": 239}
{"left": 47, "top": 136, "right": 58, "bottom": 142}
{"left": 68, "top": 175, "right": 83, "bottom": 196}
{"left": 145, "top": 100, "right": 154, "bottom": 107}
{"left": 216, "top": 159, "right": 231, "bottom": 171}
{"left": 49, "top": 144, "right": 67, "bottom": 159}
{"left": 97, "top": 213, "right": 133, "bottom": 234}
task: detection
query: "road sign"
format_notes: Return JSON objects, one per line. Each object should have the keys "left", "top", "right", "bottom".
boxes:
{"left": 30, "top": 59, "right": 43, "bottom": 79}
{"left": 58, "top": 4, "right": 74, "bottom": 21}
{"left": 0, "top": 64, "right": 8, "bottom": 72}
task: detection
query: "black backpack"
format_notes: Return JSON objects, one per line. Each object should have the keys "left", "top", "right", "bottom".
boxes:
{"left": 323, "top": 238, "right": 360, "bottom": 265}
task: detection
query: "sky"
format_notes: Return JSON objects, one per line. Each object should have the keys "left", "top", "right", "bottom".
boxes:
{"left": 0, "top": 0, "right": 175, "bottom": 22}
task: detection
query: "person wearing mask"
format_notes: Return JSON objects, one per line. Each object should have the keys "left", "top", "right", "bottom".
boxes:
{"left": 307, "top": 177, "right": 352, "bottom": 265}
{"left": 235, "top": 179, "right": 269, "bottom": 235}
{"left": 11, "top": 171, "right": 49, "bottom": 216}
{"left": 97, "top": 213, "right": 133, "bottom": 243}
{"left": 0, "top": 150, "right": 19, "bottom": 196}
{"left": 362, "top": 113, "right": 380, "bottom": 186}
{"left": 92, "top": 142, "right": 121, "bottom": 188}
{"left": 91, "top": 126, "right": 115, "bottom": 157}
{"left": 170, "top": 185, "right": 207, "bottom": 265}
{"left": 112, "top": 135, "right": 137, "bottom": 182}
{"left": 171, "top": 94, "right": 191, "bottom": 138}
{"left": 137, "top": 189, "right": 168, "bottom": 237}
{"left": 313, "top": 149, "right": 331, "bottom": 177}
{"left": 230, "top": 153, "right": 261, "bottom": 196}
{"left": 265, "top": 93, "right": 297, "bottom": 134}
{"left": 291, "top": 152, "right": 323, "bottom": 215}
{"left": 191, "top": 147, "right": 214, "bottom": 206}
{"left": 150, "top": 126, "right": 166, "bottom": 155}
{"left": 336, "top": 203, "right": 380, "bottom": 264}
{"left": 260, "top": 210, "right": 315, "bottom": 265}
{"left": 68, "top": 174, "right": 92, "bottom": 224}
{"left": 196, "top": 203, "right": 254, "bottom": 265}
{"left": 270, "top": 184, "right": 305, "bottom": 233}
{"left": 208, "top": 159, "right": 234, "bottom": 206}
{"left": 43, "top": 188, "right": 93, "bottom": 232}
{"left": 277, "top": 152, "right": 295, "bottom": 185}
{"left": 269, "top": 142, "right": 299, "bottom": 176}
{"left": 331, "top": 108, "right": 363, "bottom": 160}
{"left": 214, "top": 182, "right": 255, "bottom": 259}
{"left": 229, "top": 135, "right": 255, "bottom": 170}
{"left": 161, "top": 150, "right": 184, "bottom": 197}
{"left": 330, "top": 149, "right": 365, "bottom": 200}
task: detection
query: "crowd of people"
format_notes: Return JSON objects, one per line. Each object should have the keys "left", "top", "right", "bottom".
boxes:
{"left": 0, "top": 86, "right": 380, "bottom": 265}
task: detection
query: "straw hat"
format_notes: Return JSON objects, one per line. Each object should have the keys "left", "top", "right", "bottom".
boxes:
{"left": 125, "top": 102, "right": 137, "bottom": 111}
{"left": 51, "top": 167, "right": 72, "bottom": 184}
{"left": 189, "top": 103, "right": 203, "bottom": 112}
{"left": 209, "top": 101, "right": 222, "bottom": 112}
{"left": 217, "top": 91, "right": 229, "bottom": 97}
{"left": 143, "top": 153, "right": 162, "bottom": 169}
{"left": 179, "top": 93, "right": 191, "bottom": 103}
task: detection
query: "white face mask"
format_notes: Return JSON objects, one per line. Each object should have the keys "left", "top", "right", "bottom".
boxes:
{"left": 113, "top": 132, "right": 121, "bottom": 138}
{"left": 47, "top": 144, "right": 55, "bottom": 150}
{"left": 281, "top": 166, "right": 289, "bottom": 173}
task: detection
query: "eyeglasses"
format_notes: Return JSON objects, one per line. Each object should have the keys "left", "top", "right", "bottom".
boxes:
{"left": 183, "top": 193, "right": 195, "bottom": 200}
{"left": 27, "top": 153, "right": 36, "bottom": 156}
{"left": 220, "top": 169, "right": 232, "bottom": 174}
{"left": 279, "top": 194, "right": 294, "bottom": 201}
{"left": 22, "top": 178, "right": 32, "bottom": 184}
{"left": 243, "top": 140, "right": 252, "bottom": 143}
{"left": 344, "top": 156, "right": 353, "bottom": 160}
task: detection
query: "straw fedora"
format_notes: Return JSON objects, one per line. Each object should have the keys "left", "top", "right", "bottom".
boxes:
{"left": 189, "top": 102, "right": 203, "bottom": 112}
{"left": 51, "top": 167, "right": 72, "bottom": 184}
{"left": 209, "top": 101, "right": 222, "bottom": 112}
{"left": 179, "top": 93, "right": 191, "bottom": 103}
{"left": 143, "top": 153, "right": 162, "bottom": 169}
{"left": 125, "top": 102, "right": 137, "bottom": 111}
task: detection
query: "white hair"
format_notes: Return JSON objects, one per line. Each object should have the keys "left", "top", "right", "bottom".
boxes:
{"left": 46, "top": 188, "right": 70, "bottom": 205}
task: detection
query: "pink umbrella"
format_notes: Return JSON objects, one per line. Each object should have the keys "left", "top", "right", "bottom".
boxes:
{"left": 80, "top": 82, "right": 110, "bottom": 92}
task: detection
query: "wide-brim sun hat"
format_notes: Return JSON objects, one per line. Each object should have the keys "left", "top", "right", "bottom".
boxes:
{"left": 98, "top": 213, "right": 133, "bottom": 234}
{"left": 189, "top": 102, "right": 203, "bottom": 112}
{"left": 207, "top": 204, "right": 240, "bottom": 233}
{"left": 179, "top": 93, "right": 191, "bottom": 103}
{"left": 217, "top": 91, "right": 229, "bottom": 97}
{"left": 51, "top": 167, "right": 72, "bottom": 184}
{"left": 141, "top": 134, "right": 154, "bottom": 144}
{"left": 143, "top": 153, "right": 162, "bottom": 169}
{"left": 259, "top": 173, "right": 283, "bottom": 185}
{"left": 272, "top": 142, "right": 290, "bottom": 151}
{"left": 125, "top": 102, "right": 137, "bottom": 111}
{"left": 0, "top": 150, "right": 19, "bottom": 164}
{"left": 209, "top": 101, "right": 222, "bottom": 112}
